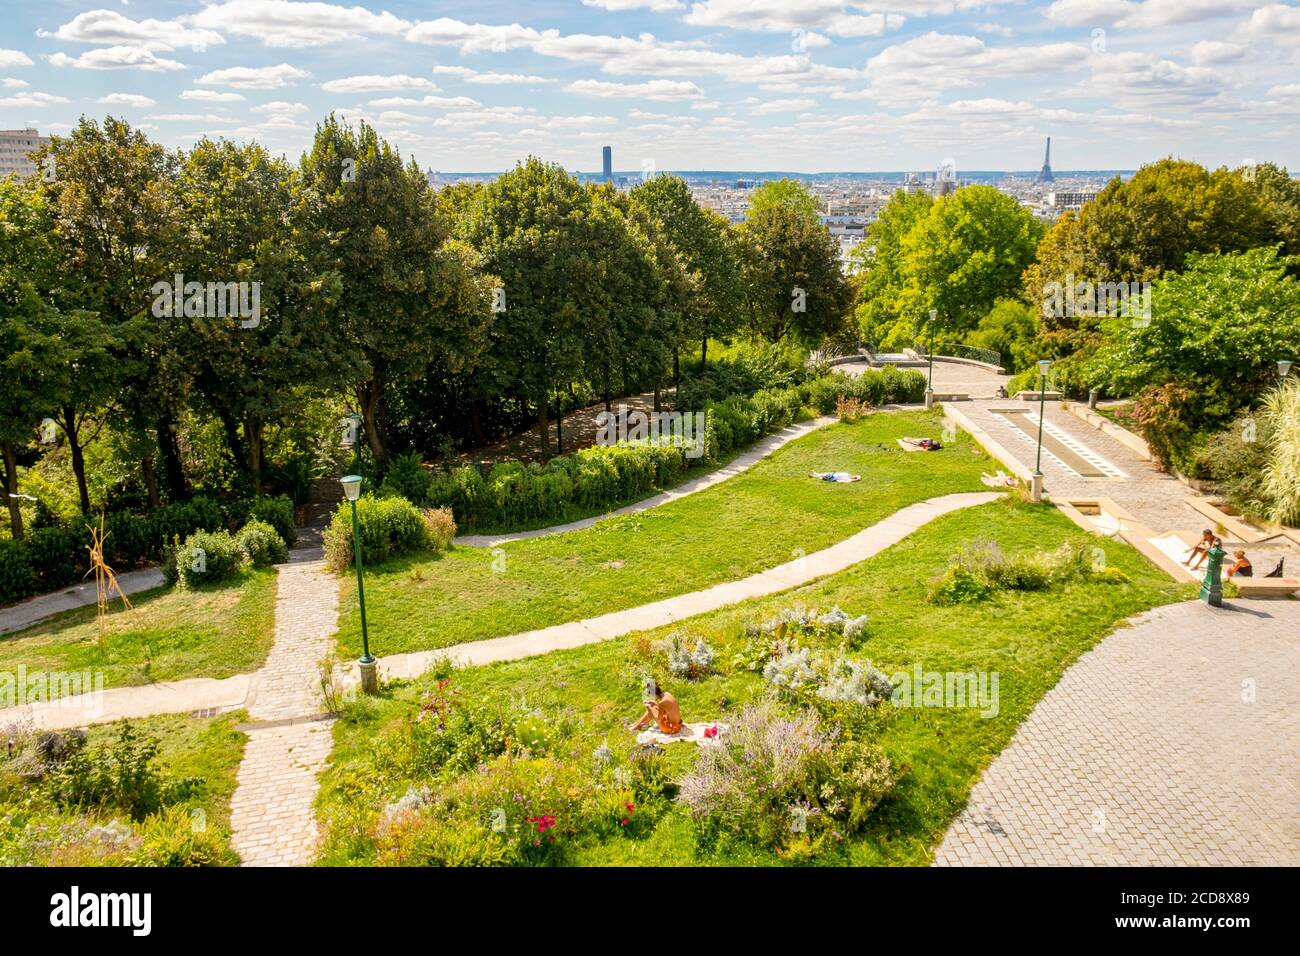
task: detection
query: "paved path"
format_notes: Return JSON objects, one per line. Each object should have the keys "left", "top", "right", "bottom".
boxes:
{"left": 0, "top": 567, "right": 166, "bottom": 635}
{"left": 934, "top": 598, "right": 1300, "bottom": 866}
{"left": 228, "top": 550, "right": 339, "bottom": 867}
{"left": 955, "top": 399, "right": 1203, "bottom": 532}
{"left": 377, "top": 492, "right": 1002, "bottom": 678}
{"left": 455, "top": 417, "right": 834, "bottom": 547}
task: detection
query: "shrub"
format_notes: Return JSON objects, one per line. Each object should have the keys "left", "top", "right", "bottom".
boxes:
{"left": 928, "top": 539, "right": 1120, "bottom": 604}
{"left": 234, "top": 519, "right": 288, "bottom": 567}
{"left": 174, "top": 529, "right": 246, "bottom": 589}
{"left": 0, "top": 539, "right": 36, "bottom": 605}
{"left": 677, "top": 700, "right": 895, "bottom": 856}
{"left": 323, "top": 495, "right": 431, "bottom": 571}
{"left": 379, "top": 451, "right": 434, "bottom": 507}
{"left": 25, "top": 525, "right": 87, "bottom": 591}
{"left": 246, "top": 495, "right": 296, "bottom": 548}
{"left": 421, "top": 507, "right": 457, "bottom": 550}
{"left": 131, "top": 805, "right": 235, "bottom": 866}
{"left": 44, "top": 722, "right": 199, "bottom": 822}
{"left": 652, "top": 632, "right": 715, "bottom": 680}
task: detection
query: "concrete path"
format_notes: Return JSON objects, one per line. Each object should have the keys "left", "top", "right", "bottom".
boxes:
{"left": 934, "top": 598, "right": 1300, "bottom": 866}
{"left": 377, "top": 492, "right": 1002, "bottom": 678}
{"left": 455, "top": 417, "right": 834, "bottom": 547}
{"left": 0, "top": 567, "right": 166, "bottom": 635}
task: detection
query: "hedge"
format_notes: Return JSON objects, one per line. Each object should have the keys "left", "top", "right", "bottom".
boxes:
{"left": 0, "top": 494, "right": 296, "bottom": 607}
{"left": 323, "top": 495, "right": 446, "bottom": 571}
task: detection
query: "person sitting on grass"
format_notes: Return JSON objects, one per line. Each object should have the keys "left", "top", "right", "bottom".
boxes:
{"left": 809, "top": 471, "right": 861, "bottom": 483}
{"left": 1226, "top": 550, "right": 1253, "bottom": 579}
{"left": 629, "top": 679, "right": 683, "bottom": 735}
{"left": 1183, "top": 530, "right": 1215, "bottom": 570}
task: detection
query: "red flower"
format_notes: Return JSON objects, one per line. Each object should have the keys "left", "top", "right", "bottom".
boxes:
{"left": 620, "top": 817, "right": 629, "bottom": 826}
{"left": 704, "top": 724, "right": 718, "bottom": 739}
{"left": 625, "top": 802, "right": 635, "bottom": 812}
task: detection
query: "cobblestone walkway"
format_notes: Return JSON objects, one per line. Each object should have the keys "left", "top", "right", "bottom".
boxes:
{"left": 934, "top": 599, "right": 1300, "bottom": 866}
{"left": 228, "top": 552, "right": 339, "bottom": 867}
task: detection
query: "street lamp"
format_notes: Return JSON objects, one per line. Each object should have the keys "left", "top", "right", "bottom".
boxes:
{"left": 1032, "top": 359, "right": 1050, "bottom": 502}
{"left": 1279, "top": 359, "right": 1293, "bottom": 380}
{"left": 924, "top": 309, "right": 937, "bottom": 408}
{"left": 340, "top": 474, "right": 377, "bottom": 694}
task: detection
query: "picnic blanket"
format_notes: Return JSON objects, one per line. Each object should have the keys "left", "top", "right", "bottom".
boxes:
{"left": 635, "top": 722, "right": 729, "bottom": 748}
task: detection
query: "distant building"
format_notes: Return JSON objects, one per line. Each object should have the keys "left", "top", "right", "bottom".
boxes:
{"left": 1038, "top": 136, "right": 1054, "bottom": 184}
{"left": 602, "top": 146, "right": 612, "bottom": 183}
{"left": 0, "top": 128, "right": 50, "bottom": 179}
{"left": 1046, "top": 190, "right": 1099, "bottom": 211}
{"left": 901, "top": 171, "right": 925, "bottom": 194}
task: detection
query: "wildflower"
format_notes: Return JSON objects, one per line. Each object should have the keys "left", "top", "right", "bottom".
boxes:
{"left": 620, "top": 817, "right": 629, "bottom": 827}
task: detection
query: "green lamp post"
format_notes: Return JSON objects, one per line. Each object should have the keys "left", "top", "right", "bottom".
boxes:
{"left": 924, "top": 309, "right": 937, "bottom": 408}
{"left": 340, "top": 474, "right": 378, "bottom": 693}
{"left": 1199, "top": 541, "right": 1226, "bottom": 607}
{"left": 1031, "top": 359, "right": 1050, "bottom": 502}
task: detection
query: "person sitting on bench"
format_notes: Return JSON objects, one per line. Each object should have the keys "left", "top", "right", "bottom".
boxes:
{"left": 1226, "top": 550, "right": 1253, "bottom": 579}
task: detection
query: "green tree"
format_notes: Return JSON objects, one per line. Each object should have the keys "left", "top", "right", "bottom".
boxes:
{"left": 466, "top": 158, "right": 609, "bottom": 458}
{"left": 898, "top": 185, "right": 1042, "bottom": 341}
{"left": 850, "top": 189, "right": 933, "bottom": 349}
{"left": 37, "top": 117, "right": 184, "bottom": 506}
{"left": 168, "top": 138, "right": 363, "bottom": 493}
{"left": 0, "top": 178, "right": 74, "bottom": 537}
{"left": 631, "top": 175, "right": 743, "bottom": 371}
{"left": 746, "top": 178, "right": 821, "bottom": 222}
{"left": 965, "top": 298, "right": 1038, "bottom": 373}
{"left": 738, "top": 203, "right": 850, "bottom": 346}
{"left": 300, "top": 116, "right": 486, "bottom": 465}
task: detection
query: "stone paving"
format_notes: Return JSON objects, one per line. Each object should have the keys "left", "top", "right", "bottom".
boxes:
{"left": 934, "top": 599, "right": 1300, "bottom": 866}
{"left": 227, "top": 548, "right": 339, "bottom": 866}
{"left": 959, "top": 398, "right": 1204, "bottom": 532}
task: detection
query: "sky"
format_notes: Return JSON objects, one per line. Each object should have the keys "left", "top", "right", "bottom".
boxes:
{"left": 0, "top": 0, "right": 1297, "bottom": 174}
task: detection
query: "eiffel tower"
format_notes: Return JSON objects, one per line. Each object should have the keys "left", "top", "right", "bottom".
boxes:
{"left": 1039, "top": 137, "right": 1054, "bottom": 183}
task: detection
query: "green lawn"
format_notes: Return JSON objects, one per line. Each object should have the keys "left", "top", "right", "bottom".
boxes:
{"left": 335, "top": 410, "right": 992, "bottom": 657}
{"left": 0, "top": 569, "right": 278, "bottom": 690}
{"left": 316, "top": 499, "right": 1189, "bottom": 866}
{"left": 0, "top": 711, "right": 247, "bottom": 866}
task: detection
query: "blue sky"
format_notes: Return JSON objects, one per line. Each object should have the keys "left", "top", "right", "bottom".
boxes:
{"left": 1, "top": 1, "right": 1297, "bottom": 173}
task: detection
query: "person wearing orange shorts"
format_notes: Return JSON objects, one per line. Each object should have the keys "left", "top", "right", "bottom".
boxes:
{"left": 629, "top": 679, "right": 683, "bottom": 735}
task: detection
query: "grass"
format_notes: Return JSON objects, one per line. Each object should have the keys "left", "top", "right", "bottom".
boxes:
{"left": 335, "top": 410, "right": 992, "bottom": 657}
{"left": 0, "top": 710, "right": 248, "bottom": 866}
{"left": 316, "top": 499, "right": 1189, "bottom": 866}
{"left": 1093, "top": 400, "right": 1138, "bottom": 430}
{"left": 0, "top": 569, "right": 279, "bottom": 690}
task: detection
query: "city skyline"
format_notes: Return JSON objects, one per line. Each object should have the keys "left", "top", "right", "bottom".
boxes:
{"left": 0, "top": 1, "right": 1297, "bottom": 174}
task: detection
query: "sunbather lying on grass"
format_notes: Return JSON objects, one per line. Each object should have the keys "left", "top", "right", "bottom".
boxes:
{"left": 810, "top": 471, "right": 861, "bottom": 483}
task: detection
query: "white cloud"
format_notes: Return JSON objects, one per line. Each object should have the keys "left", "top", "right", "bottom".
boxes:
{"left": 1235, "top": 3, "right": 1300, "bottom": 48}
{"left": 976, "top": 23, "right": 1015, "bottom": 37}
{"left": 421, "top": 95, "right": 485, "bottom": 108}
{"left": 48, "top": 47, "right": 187, "bottom": 71}
{"left": 181, "top": 89, "right": 247, "bottom": 102}
{"left": 1266, "top": 83, "right": 1300, "bottom": 97}
{"left": 1046, "top": 0, "right": 1268, "bottom": 29}
{"left": 0, "top": 91, "right": 70, "bottom": 107}
{"left": 682, "top": 1, "right": 905, "bottom": 37}
{"left": 44, "top": 10, "right": 223, "bottom": 52}
{"left": 198, "top": 64, "right": 309, "bottom": 89}
{"left": 1188, "top": 40, "right": 1247, "bottom": 65}
{"left": 0, "top": 50, "right": 35, "bottom": 69}
{"left": 321, "top": 74, "right": 439, "bottom": 93}
{"left": 566, "top": 78, "right": 706, "bottom": 100}
{"left": 147, "top": 112, "right": 229, "bottom": 122}
{"left": 186, "top": 0, "right": 411, "bottom": 48}
{"left": 1073, "top": 50, "right": 1230, "bottom": 108}
{"left": 582, "top": 0, "right": 684, "bottom": 11}
{"left": 860, "top": 33, "right": 1089, "bottom": 99}
{"left": 752, "top": 97, "right": 817, "bottom": 113}
{"left": 251, "top": 100, "right": 309, "bottom": 114}
{"left": 405, "top": 19, "right": 551, "bottom": 53}
{"left": 0, "top": 78, "right": 29, "bottom": 89}
{"left": 467, "top": 73, "right": 555, "bottom": 85}
{"left": 98, "top": 92, "right": 158, "bottom": 107}
{"left": 430, "top": 65, "right": 475, "bottom": 78}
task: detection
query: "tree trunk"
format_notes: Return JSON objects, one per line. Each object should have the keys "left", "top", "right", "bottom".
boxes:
{"left": 357, "top": 379, "right": 388, "bottom": 465}
{"left": 246, "top": 416, "right": 264, "bottom": 496}
{"left": 555, "top": 392, "right": 563, "bottom": 455}
{"left": 218, "top": 409, "right": 249, "bottom": 477}
{"left": 1, "top": 441, "right": 23, "bottom": 541}
{"left": 673, "top": 349, "right": 680, "bottom": 390}
{"left": 156, "top": 416, "right": 188, "bottom": 500}
{"left": 470, "top": 400, "right": 487, "bottom": 448}
{"left": 142, "top": 454, "right": 160, "bottom": 509}
{"left": 653, "top": 386, "right": 661, "bottom": 413}
{"left": 61, "top": 407, "right": 91, "bottom": 514}
{"left": 700, "top": 337, "right": 708, "bottom": 372}
{"left": 535, "top": 396, "right": 550, "bottom": 461}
